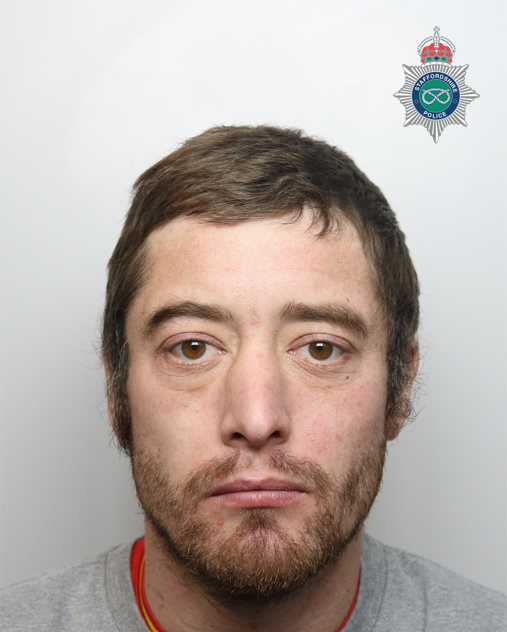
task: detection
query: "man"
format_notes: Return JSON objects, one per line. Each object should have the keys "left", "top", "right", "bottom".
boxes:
{"left": 1, "top": 125, "right": 505, "bottom": 631}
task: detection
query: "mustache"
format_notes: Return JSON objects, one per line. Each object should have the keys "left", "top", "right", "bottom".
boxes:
{"left": 181, "top": 450, "right": 334, "bottom": 506}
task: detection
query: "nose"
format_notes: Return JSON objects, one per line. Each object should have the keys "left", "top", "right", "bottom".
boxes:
{"left": 220, "top": 346, "right": 291, "bottom": 450}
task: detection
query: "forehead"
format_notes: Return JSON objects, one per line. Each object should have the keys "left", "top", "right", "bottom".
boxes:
{"left": 131, "top": 213, "right": 381, "bottom": 329}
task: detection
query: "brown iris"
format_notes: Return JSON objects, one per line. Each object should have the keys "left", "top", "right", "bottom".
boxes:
{"left": 181, "top": 340, "right": 207, "bottom": 359}
{"left": 308, "top": 341, "right": 334, "bottom": 361}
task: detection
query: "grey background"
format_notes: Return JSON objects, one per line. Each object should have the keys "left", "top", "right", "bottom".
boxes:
{"left": 1, "top": 1, "right": 506, "bottom": 593}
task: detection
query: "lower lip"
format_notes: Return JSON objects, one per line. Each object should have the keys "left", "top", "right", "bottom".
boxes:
{"left": 210, "top": 490, "right": 306, "bottom": 508}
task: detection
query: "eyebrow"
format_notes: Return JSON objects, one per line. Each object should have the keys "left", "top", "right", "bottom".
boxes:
{"left": 143, "top": 301, "right": 234, "bottom": 339}
{"left": 142, "top": 300, "right": 368, "bottom": 340}
{"left": 279, "top": 301, "right": 369, "bottom": 339}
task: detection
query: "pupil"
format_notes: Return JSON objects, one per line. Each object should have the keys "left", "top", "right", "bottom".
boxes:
{"left": 309, "top": 341, "right": 333, "bottom": 360}
{"left": 182, "top": 340, "right": 206, "bottom": 359}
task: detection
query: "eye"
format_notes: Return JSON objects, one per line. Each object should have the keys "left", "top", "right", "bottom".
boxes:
{"left": 295, "top": 341, "right": 344, "bottom": 362}
{"left": 170, "top": 339, "right": 220, "bottom": 361}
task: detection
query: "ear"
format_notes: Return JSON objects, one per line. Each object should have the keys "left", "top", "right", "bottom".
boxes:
{"left": 103, "top": 358, "right": 116, "bottom": 424}
{"left": 405, "top": 339, "right": 420, "bottom": 395}
{"left": 386, "top": 339, "right": 420, "bottom": 441}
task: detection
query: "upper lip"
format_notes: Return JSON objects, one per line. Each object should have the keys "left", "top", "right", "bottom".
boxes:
{"left": 207, "top": 478, "right": 309, "bottom": 497}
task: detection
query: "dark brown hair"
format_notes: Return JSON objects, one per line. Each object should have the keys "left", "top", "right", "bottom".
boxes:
{"left": 103, "top": 125, "right": 419, "bottom": 454}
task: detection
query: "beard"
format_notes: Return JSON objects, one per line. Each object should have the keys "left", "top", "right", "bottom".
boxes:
{"left": 132, "top": 437, "right": 387, "bottom": 607}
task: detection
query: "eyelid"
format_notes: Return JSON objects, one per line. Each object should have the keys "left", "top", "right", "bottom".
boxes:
{"left": 291, "top": 333, "right": 353, "bottom": 352}
{"left": 163, "top": 334, "right": 224, "bottom": 361}
{"left": 292, "top": 343, "right": 343, "bottom": 362}
{"left": 160, "top": 333, "right": 352, "bottom": 363}
{"left": 289, "top": 334, "right": 352, "bottom": 362}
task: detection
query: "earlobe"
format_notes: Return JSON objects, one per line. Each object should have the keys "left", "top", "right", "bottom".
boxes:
{"left": 386, "top": 415, "right": 404, "bottom": 441}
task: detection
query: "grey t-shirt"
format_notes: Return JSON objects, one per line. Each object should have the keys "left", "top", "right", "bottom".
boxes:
{"left": 1, "top": 533, "right": 505, "bottom": 631}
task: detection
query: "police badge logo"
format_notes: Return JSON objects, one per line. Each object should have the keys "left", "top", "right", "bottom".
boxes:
{"left": 394, "top": 27, "right": 479, "bottom": 143}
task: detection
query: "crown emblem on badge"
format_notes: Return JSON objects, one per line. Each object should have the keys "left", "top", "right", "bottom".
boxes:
{"left": 394, "top": 27, "right": 479, "bottom": 143}
{"left": 418, "top": 27, "right": 455, "bottom": 64}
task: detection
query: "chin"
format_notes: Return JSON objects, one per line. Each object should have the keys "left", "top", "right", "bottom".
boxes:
{"left": 135, "top": 444, "right": 386, "bottom": 607}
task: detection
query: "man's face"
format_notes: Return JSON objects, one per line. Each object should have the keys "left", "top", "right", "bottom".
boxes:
{"left": 124, "top": 213, "right": 390, "bottom": 604}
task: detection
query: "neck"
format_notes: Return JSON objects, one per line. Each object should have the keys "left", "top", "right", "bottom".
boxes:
{"left": 143, "top": 520, "right": 362, "bottom": 632}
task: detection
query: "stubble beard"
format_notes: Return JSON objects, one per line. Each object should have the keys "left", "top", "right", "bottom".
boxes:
{"left": 132, "top": 437, "right": 387, "bottom": 607}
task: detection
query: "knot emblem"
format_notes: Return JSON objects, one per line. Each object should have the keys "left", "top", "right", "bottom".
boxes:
{"left": 422, "top": 88, "right": 450, "bottom": 105}
{"left": 394, "top": 26, "right": 480, "bottom": 142}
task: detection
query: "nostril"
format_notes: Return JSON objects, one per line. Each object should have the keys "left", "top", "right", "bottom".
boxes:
{"left": 231, "top": 432, "right": 244, "bottom": 440}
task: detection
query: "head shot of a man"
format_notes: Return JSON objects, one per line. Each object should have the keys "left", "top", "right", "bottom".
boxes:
{"left": 1, "top": 125, "right": 505, "bottom": 632}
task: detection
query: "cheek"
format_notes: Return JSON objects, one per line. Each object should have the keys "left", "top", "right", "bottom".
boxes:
{"left": 127, "top": 363, "right": 218, "bottom": 473}
{"left": 292, "top": 376, "right": 388, "bottom": 459}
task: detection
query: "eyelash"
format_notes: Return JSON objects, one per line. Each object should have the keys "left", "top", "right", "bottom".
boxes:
{"left": 292, "top": 341, "right": 345, "bottom": 362}
{"left": 166, "top": 337, "right": 347, "bottom": 363}
{"left": 169, "top": 338, "right": 223, "bottom": 361}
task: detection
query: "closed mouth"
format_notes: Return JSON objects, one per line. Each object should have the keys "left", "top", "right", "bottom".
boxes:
{"left": 207, "top": 478, "right": 309, "bottom": 497}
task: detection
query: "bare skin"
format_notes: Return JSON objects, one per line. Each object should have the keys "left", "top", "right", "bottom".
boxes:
{"left": 118, "top": 212, "right": 418, "bottom": 632}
